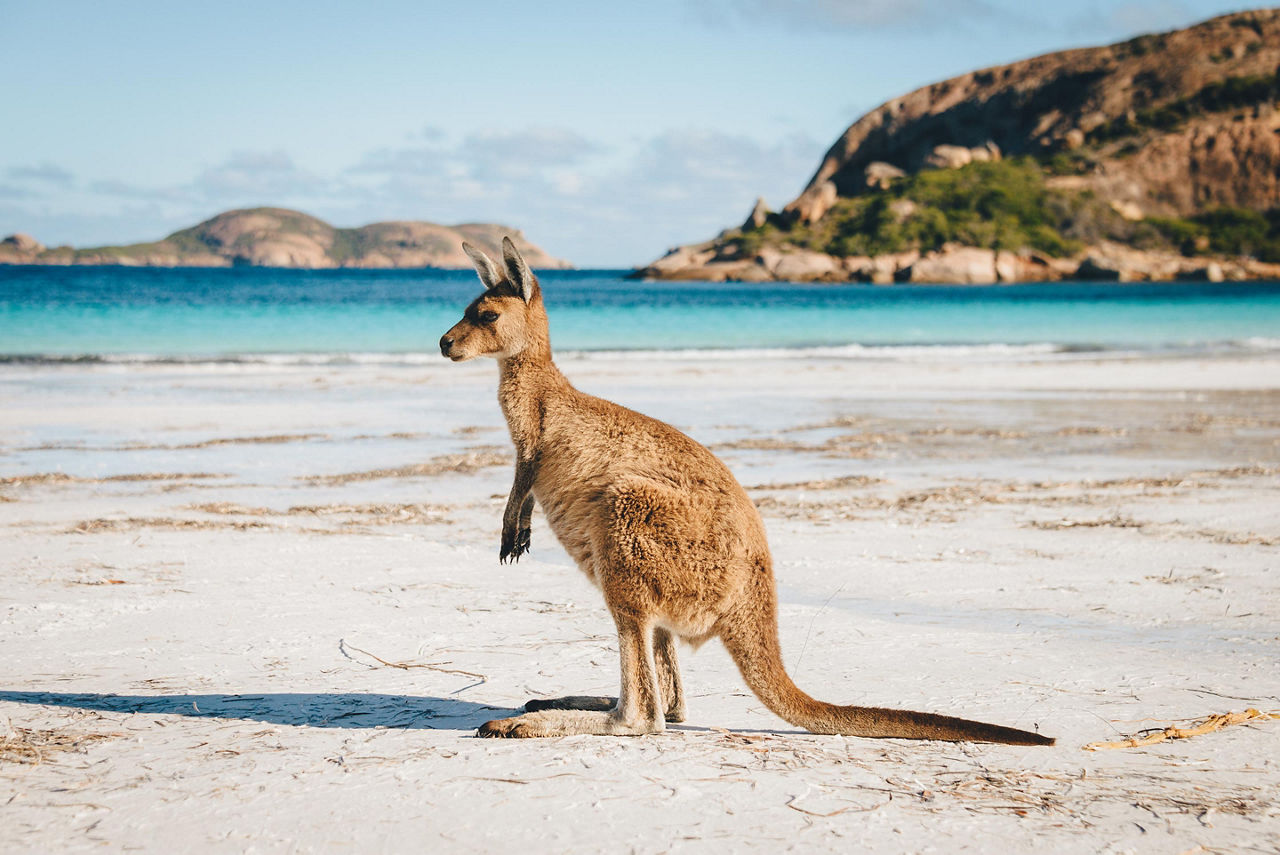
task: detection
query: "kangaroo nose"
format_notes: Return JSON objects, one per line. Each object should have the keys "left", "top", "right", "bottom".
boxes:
{"left": 439, "top": 335, "right": 454, "bottom": 356}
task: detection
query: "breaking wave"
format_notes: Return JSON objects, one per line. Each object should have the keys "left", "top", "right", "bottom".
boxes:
{"left": 4, "top": 338, "right": 1279, "bottom": 367}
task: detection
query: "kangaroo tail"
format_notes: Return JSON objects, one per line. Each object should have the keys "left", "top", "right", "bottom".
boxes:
{"left": 718, "top": 610, "right": 1054, "bottom": 746}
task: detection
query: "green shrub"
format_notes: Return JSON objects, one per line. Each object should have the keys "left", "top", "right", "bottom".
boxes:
{"left": 759, "top": 158, "right": 1091, "bottom": 258}
{"left": 743, "top": 159, "right": 1280, "bottom": 263}
{"left": 1086, "top": 68, "right": 1280, "bottom": 145}
{"left": 1146, "top": 207, "right": 1280, "bottom": 261}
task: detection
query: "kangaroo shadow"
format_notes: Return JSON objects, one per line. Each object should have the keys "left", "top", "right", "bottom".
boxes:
{"left": 0, "top": 690, "right": 517, "bottom": 730}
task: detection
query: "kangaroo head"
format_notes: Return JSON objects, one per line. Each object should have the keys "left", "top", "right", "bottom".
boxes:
{"left": 440, "top": 236, "right": 547, "bottom": 362}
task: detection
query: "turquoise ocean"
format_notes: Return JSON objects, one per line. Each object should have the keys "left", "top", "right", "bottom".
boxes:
{"left": 2, "top": 266, "right": 1279, "bottom": 361}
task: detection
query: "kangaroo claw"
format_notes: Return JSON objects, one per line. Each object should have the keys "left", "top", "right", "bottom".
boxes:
{"left": 500, "top": 527, "right": 532, "bottom": 563}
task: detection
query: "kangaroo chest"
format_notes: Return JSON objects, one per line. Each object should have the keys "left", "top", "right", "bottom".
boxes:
{"left": 531, "top": 455, "right": 603, "bottom": 581}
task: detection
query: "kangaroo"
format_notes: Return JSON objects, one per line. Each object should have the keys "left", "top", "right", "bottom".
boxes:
{"left": 439, "top": 237, "right": 1053, "bottom": 746}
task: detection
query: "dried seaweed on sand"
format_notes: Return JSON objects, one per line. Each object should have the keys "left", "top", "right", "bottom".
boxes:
{"left": 1084, "top": 708, "right": 1278, "bottom": 751}
{"left": 1, "top": 471, "right": 224, "bottom": 488}
{"left": 303, "top": 450, "right": 509, "bottom": 485}
{"left": 0, "top": 725, "right": 119, "bottom": 765}
{"left": 67, "top": 517, "right": 274, "bottom": 534}
{"left": 186, "top": 501, "right": 449, "bottom": 525}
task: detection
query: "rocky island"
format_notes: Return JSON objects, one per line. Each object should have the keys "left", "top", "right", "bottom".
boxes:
{"left": 0, "top": 208, "right": 570, "bottom": 270}
{"left": 634, "top": 9, "right": 1280, "bottom": 283}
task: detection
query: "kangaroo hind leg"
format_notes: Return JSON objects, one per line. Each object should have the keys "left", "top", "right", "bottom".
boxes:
{"left": 479, "top": 612, "right": 664, "bottom": 738}
{"left": 523, "top": 626, "right": 686, "bottom": 722}
{"left": 654, "top": 627, "right": 686, "bottom": 722}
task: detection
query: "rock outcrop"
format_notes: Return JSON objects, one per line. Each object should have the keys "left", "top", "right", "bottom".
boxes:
{"left": 2, "top": 233, "right": 44, "bottom": 253}
{"left": 634, "top": 235, "right": 1278, "bottom": 284}
{"left": 899, "top": 246, "right": 998, "bottom": 284}
{"left": 0, "top": 233, "right": 45, "bottom": 263}
{"left": 863, "top": 162, "right": 906, "bottom": 190}
{"left": 633, "top": 9, "right": 1280, "bottom": 284}
{"left": 784, "top": 10, "right": 1280, "bottom": 224}
{"left": 0, "top": 208, "right": 570, "bottom": 269}
{"left": 742, "top": 198, "right": 770, "bottom": 230}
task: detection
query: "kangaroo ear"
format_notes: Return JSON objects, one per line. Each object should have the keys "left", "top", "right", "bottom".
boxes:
{"left": 462, "top": 242, "right": 502, "bottom": 290}
{"left": 502, "top": 236, "right": 537, "bottom": 302}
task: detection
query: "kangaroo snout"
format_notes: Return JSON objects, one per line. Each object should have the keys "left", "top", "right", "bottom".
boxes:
{"left": 439, "top": 335, "right": 455, "bottom": 357}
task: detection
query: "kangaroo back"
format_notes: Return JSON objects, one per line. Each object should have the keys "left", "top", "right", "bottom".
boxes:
{"left": 718, "top": 589, "right": 1054, "bottom": 746}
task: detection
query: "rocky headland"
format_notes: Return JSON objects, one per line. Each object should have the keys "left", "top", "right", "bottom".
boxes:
{"left": 0, "top": 208, "right": 570, "bottom": 270}
{"left": 634, "top": 9, "right": 1280, "bottom": 283}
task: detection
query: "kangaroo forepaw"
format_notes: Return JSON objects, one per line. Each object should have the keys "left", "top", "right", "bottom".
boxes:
{"left": 499, "top": 527, "right": 532, "bottom": 564}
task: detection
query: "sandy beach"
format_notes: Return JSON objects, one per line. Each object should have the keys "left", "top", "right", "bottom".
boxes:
{"left": 2, "top": 351, "right": 1278, "bottom": 853}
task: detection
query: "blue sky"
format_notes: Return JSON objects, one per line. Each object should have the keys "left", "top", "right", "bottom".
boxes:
{"left": 0, "top": 0, "right": 1265, "bottom": 266}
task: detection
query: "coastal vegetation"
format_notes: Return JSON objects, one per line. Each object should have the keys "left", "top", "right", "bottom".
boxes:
{"left": 738, "top": 159, "right": 1090, "bottom": 258}
{"left": 736, "top": 157, "right": 1280, "bottom": 265}
{"left": 1147, "top": 207, "right": 1280, "bottom": 262}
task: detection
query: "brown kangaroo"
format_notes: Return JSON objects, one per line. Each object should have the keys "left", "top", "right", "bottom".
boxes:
{"left": 439, "top": 237, "right": 1053, "bottom": 745}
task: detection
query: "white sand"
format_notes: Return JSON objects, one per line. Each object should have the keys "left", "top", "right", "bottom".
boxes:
{"left": 2, "top": 352, "right": 1278, "bottom": 853}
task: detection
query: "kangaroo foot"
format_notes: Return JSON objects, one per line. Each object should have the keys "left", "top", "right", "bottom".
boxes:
{"left": 478, "top": 710, "right": 662, "bottom": 738}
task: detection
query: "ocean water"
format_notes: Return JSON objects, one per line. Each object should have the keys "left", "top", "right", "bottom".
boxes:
{"left": 1, "top": 266, "right": 1279, "bottom": 361}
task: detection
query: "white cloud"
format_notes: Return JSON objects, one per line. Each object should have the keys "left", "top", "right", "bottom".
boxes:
{"left": 349, "top": 144, "right": 449, "bottom": 178}
{"left": 0, "top": 184, "right": 34, "bottom": 200}
{"left": 194, "top": 150, "right": 331, "bottom": 201}
{"left": 0, "top": 128, "right": 826, "bottom": 266}
{"left": 334, "top": 127, "right": 822, "bottom": 263}
{"left": 89, "top": 179, "right": 191, "bottom": 202}
{"left": 350, "top": 127, "right": 601, "bottom": 182}
{"left": 464, "top": 128, "right": 602, "bottom": 173}
{"left": 564, "top": 130, "right": 822, "bottom": 260}
{"left": 6, "top": 162, "right": 75, "bottom": 186}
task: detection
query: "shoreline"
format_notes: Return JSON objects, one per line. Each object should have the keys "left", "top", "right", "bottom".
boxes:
{"left": 3, "top": 336, "right": 1280, "bottom": 365}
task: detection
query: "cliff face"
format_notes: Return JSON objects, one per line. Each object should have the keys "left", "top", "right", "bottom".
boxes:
{"left": 635, "top": 9, "right": 1280, "bottom": 283}
{"left": 0, "top": 208, "right": 571, "bottom": 269}
{"left": 787, "top": 10, "right": 1280, "bottom": 223}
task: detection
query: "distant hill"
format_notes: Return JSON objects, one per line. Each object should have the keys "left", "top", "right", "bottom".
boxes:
{"left": 0, "top": 208, "right": 571, "bottom": 269}
{"left": 635, "top": 9, "right": 1280, "bottom": 283}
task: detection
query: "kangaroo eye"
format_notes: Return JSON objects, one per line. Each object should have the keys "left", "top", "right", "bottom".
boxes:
{"left": 479, "top": 311, "right": 500, "bottom": 324}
